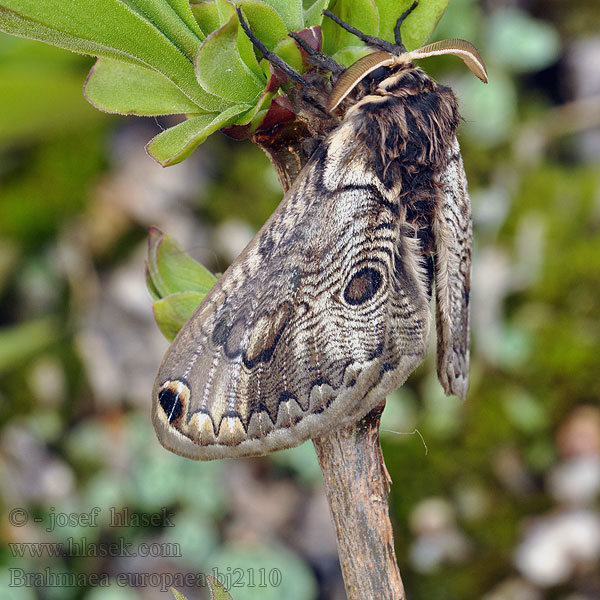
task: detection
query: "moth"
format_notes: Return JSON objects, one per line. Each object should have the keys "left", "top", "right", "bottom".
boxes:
{"left": 152, "top": 5, "right": 487, "bottom": 460}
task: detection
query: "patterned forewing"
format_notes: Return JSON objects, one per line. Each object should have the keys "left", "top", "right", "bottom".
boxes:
{"left": 153, "top": 125, "right": 430, "bottom": 459}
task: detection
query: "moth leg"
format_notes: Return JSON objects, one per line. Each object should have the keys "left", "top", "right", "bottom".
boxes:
{"left": 323, "top": 1, "right": 419, "bottom": 55}
{"left": 288, "top": 32, "right": 343, "bottom": 76}
{"left": 236, "top": 7, "right": 305, "bottom": 85}
{"left": 394, "top": 1, "right": 419, "bottom": 49}
{"left": 323, "top": 9, "right": 397, "bottom": 55}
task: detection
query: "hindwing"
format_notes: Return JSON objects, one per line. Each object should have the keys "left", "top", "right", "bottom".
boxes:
{"left": 433, "top": 138, "right": 472, "bottom": 399}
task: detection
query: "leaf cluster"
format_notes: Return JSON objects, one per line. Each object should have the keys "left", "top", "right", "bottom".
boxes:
{"left": 0, "top": 0, "right": 448, "bottom": 165}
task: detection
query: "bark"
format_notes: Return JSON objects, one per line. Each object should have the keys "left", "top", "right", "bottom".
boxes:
{"left": 313, "top": 405, "right": 405, "bottom": 600}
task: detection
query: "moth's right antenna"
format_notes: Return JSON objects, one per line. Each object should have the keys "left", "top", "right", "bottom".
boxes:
{"left": 406, "top": 39, "right": 488, "bottom": 83}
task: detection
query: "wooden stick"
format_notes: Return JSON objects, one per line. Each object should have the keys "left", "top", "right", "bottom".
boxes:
{"left": 313, "top": 404, "right": 405, "bottom": 600}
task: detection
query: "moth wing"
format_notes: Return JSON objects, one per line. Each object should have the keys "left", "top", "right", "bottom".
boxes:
{"left": 433, "top": 137, "right": 472, "bottom": 399}
{"left": 153, "top": 143, "right": 431, "bottom": 460}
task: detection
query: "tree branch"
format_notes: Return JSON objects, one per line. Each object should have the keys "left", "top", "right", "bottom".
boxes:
{"left": 313, "top": 404, "right": 405, "bottom": 600}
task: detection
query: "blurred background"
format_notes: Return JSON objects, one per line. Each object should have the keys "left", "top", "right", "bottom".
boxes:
{"left": 1, "top": 0, "right": 599, "bottom": 599}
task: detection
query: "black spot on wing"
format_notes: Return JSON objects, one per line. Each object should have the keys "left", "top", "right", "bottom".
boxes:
{"left": 289, "top": 266, "right": 302, "bottom": 293}
{"left": 258, "top": 233, "right": 275, "bottom": 257}
{"left": 379, "top": 362, "right": 395, "bottom": 376}
{"left": 311, "top": 376, "right": 332, "bottom": 388}
{"left": 246, "top": 400, "right": 276, "bottom": 425}
{"left": 277, "top": 391, "right": 307, "bottom": 421}
{"left": 158, "top": 383, "right": 184, "bottom": 424}
{"left": 344, "top": 267, "right": 383, "bottom": 305}
{"left": 277, "top": 390, "right": 295, "bottom": 403}
{"left": 369, "top": 340, "right": 385, "bottom": 360}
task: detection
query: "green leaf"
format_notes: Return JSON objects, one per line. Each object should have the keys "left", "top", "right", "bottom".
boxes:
{"left": 273, "top": 37, "right": 303, "bottom": 72}
{"left": 235, "top": 6, "right": 263, "bottom": 80}
{"left": 146, "top": 228, "right": 219, "bottom": 340}
{"left": 238, "top": 0, "right": 289, "bottom": 50}
{"left": 146, "top": 266, "right": 162, "bottom": 302}
{"left": 235, "top": 86, "right": 277, "bottom": 128}
{"left": 304, "top": 0, "right": 330, "bottom": 28}
{"left": 263, "top": 0, "right": 303, "bottom": 31}
{"left": 119, "top": 0, "right": 204, "bottom": 60}
{"left": 215, "top": 0, "right": 235, "bottom": 24}
{"left": 84, "top": 58, "right": 203, "bottom": 116}
{"left": 206, "top": 575, "right": 234, "bottom": 600}
{"left": 153, "top": 292, "right": 206, "bottom": 341}
{"left": 322, "top": 0, "right": 379, "bottom": 56}
{"left": 374, "top": 0, "right": 449, "bottom": 50}
{"left": 146, "top": 105, "right": 250, "bottom": 165}
{"left": 190, "top": 1, "right": 221, "bottom": 37}
{"left": 146, "top": 227, "right": 217, "bottom": 298}
{"left": 0, "top": 0, "right": 223, "bottom": 111}
{"left": 195, "top": 14, "right": 264, "bottom": 103}
{"left": 331, "top": 45, "right": 372, "bottom": 68}
{"left": 170, "top": 588, "right": 189, "bottom": 600}
{"left": 165, "top": 0, "right": 206, "bottom": 40}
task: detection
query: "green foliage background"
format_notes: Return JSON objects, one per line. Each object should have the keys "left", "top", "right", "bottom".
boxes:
{"left": 1, "top": 1, "right": 599, "bottom": 599}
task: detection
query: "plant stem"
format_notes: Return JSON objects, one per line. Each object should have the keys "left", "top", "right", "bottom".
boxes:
{"left": 313, "top": 404, "right": 406, "bottom": 600}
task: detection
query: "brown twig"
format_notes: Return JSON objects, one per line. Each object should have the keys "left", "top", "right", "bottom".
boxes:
{"left": 313, "top": 405, "right": 405, "bottom": 600}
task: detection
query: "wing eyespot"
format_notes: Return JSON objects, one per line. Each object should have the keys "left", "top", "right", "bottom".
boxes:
{"left": 157, "top": 379, "right": 190, "bottom": 425}
{"left": 343, "top": 267, "right": 384, "bottom": 305}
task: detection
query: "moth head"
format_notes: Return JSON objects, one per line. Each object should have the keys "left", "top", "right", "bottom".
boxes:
{"left": 328, "top": 39, "right": 488, "bottom": 112}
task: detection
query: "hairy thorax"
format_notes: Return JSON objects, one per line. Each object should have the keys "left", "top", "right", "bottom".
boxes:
{"left": 328, "top": 65, "right": 461, "bottom": 259}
